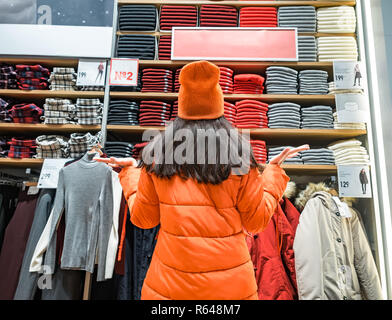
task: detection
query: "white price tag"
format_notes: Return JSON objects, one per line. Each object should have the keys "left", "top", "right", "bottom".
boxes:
{"left": 335, "top": 93, "right": 369, "bottom": 124}
{"left": 76, "top": 59, "right": 107, "bottom": 87}
{"left": 337, "top": 165, "right": 372, "bottom": 198}
{"left": 37, "top": 159, "right": 69, "bottom": 189}
{"left": 333, "top": 61, "right": 365, "bottom": 90}
{"left": 109, "top": 58, "right": 139, "bottom": 86}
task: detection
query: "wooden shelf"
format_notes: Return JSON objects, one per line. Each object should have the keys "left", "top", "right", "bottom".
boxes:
{"left": 0, "top": 123, "right": 101, "bottom": 135}
{"left": 0, "top": 57, "right": 80, "bottom": 68}
{"left": 118, "top": 1, "right": 356, "bottom": 8}
{"left": 0, "top": 89, "right": 105, "bottom": 100}
{"left": 0, "top": 158, "right": 44, "bottom": 168}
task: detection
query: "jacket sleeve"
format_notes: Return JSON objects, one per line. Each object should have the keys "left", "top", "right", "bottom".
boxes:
{"left": 352, "top": 210, "right": 384, "bottom": 299}
{"left": 293, "top": 198, "right": 324, "bottom": 300}
{"left": 118, "top": 166, "right": 160, "bottom": 229}
{"left": 236, "top": 164, "right": 290, "bottom": 234}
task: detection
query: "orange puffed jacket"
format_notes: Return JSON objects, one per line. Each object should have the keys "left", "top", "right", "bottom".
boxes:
{"left": 118, "top": 164, "right": 290, "bottom": 300}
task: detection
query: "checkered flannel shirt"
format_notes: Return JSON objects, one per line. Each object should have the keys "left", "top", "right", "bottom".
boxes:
{"left": 44, "top": 103, "right": 77, "bottom": 112}
{"left": 35, "top": 135, "right": 69, "bottom": 159}
{"left": 53, "top": 67, "right": 75, "bottom": 74}
{"left": 17, "top": 71, "right": 50, "bottom": 79}
{"left": 78, "top": 118, "right": 102, "bottom": 125}
{"left": 48, "top": 79, "right": 76, "bottom": 85}
{"left": 49, "top": 73, "right": 77, "bottom": 81}
{"left": 43, "top": 117, "right": 77, "bottom": 125}
{"left": 18, "top": 78, "right": 49, "bottom": 90}
{"left": 0, "top": 98, "right": 12, "bottom": 122}
{"left": 77, "top": 86, "right": 105, "bottom": 91}
{"left": 49, "top": 85, "right": 77, "bottom": 91}
{"left": 10, "top": 103, "right": 43, "bottom": 123}
{"left": 45, "top": 98, "right": 73, "bottom": 106}
{"left": 0, "top": 79, "right": 18, "bottom": 89}
{"left": 7, "top": 138, "right": 37, "bottom": 159}
{"left": 16, "top": 64, "right": 50, "bottom": 76}
{"left": 76, "top": 98, "right": 102, "bottom": 106}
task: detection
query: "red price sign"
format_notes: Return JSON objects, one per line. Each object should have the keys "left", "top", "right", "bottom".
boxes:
{"left": 109, "top": 58, "right": 139, "bottom": 86}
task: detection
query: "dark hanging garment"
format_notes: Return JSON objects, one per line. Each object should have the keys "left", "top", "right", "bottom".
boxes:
{"left": 14, "top": 189, "right": 56, "bottom": 300}
{"left": 0, "top": 186, "right": 19, "bottom": 252}
{"left": 0, "top": 190, "right": 39, "bottom": 300}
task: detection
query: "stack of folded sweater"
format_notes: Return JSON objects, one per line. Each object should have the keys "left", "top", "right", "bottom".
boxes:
{"left": 328, "top": 81, "right": 363, "bottom": 94}
{"left": 239, "top": 7, "right": 278, "bottom": 27}
{"left": 7, "top": 138, "right": 37, "bottom": 159}
{"left": 35, "top": 135, "right": 69, "bottom": 159}
{"left": 9, "top": 103, "right": 43, "bottom": 124}
{"left": 104, "top": 141, "right": 135, "bottom": 158}
{"left": 298, "top": 36, "right": 317, "bottom": 62}
{"left": 170, "top": 100, "right": 178, "bottom": 120}
{"left": 301, "top": 105, "right": 334, "bottom": 129}
{"left": 159, "top": 5, "right": 198, "bottom": 30}
{"left": 278, "top": 6, "right": 316, "bottom": 33}
{"left": 0, "top": 64, "right": 18, "bottom": 89}
{"left": 174, "top": 68, "right": 182, "bottom": 93}
{"left": 199, "top": 5, "right": 238, "bottom": 27}
{"left": 333, "top": 112, "right": 366, "bottom": 130}
{"left": 250, "top": 140, "right": 267, "bottom": 164}
{"left": 317, "top": 6, "right": 356, "bottom": 33}
{"left": 235, "top": 99, "right": 268, "bottom": 129}
{"left": 328, "top": 139, "right": 370, "bottom": 165}
{"left": 299, "top": 70, "right": 329, "bottom": 95}
{"left": 224, "top": 101, "right": 236, "bottom": 126}
{"left": 142, "top": 68, "right": 173, "bottom": 93}
{"left": 116, "top": 35, "right": 156, "bottom": 60}
{"left": 118, "top": 5, "right": 157, "bottom": 31}
{"left": 68, "top": 132, "right": 102, "bottom": 158}
{"left": 49, "top": 67, "right": 77, "bottom": 91}
{"left": 16, "top": 65, "right": 50, "bottom": 90}
{"left": 268, "top": 146, "right": 303, "bottom": 164}
{"left": 76, "top": 98, "right": 103, "bottom": 125}
{"left": 108, "top": 100, "right": 139, "bottom": 125}
{"left": 268, "top": 102, "right": 301, "bottom": 129}
{"left": 300, "top": 148, "right": 335, "bottom": 165}
{"left": 265, "top": 66, "right": 298, "bottom": 94}
{"left": 132, "top": 142, "right": 149, "bottom": 160}
{"left": 233, "top": 74, "right": 265, "bottom": 94}
{"left": 158, "top": 35, "right": 172, "bottom": 60}
{"left": 219, "top": 67, "right": 234, "bottom": 94}
{"left": 139, "top": 100, "right": 172, "bottom": 126}
{"left": 317, "top": 36, "right": 358, "bottom": 61}
{"left": 43, "top": 98, "right": 77, "bottom": 125}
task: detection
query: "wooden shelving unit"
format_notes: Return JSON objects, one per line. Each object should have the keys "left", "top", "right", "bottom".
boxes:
{"left": 0, "top": 158, "right": 44, "bottom": 168}
{"left": 0, "top": 123, "right": 101, "bottom": 134}
{"left": 0, "top": 89, "right": 105, "bottom": 100}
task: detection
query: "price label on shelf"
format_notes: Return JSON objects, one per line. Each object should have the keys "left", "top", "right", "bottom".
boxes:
{"left": 76, "top": 59, "right": 107, "bottom": 87}
{"left": 333, "top": 61, "right": 365, "bottom": 90}
{"left": 337, "top": 165, "right": 372, "bottom": 198}
{"left": 109, "top": 58, "right": 139, "bottom": 86}
{"left": 37, "top": 159, "right": 69, "bottom": 189}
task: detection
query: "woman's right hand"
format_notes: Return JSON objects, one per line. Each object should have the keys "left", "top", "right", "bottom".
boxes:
{"left": 94, "top": 157, "right": 138, "bottom": 168}
{"left": 269, "top": 144, "right": 310, "bottom": 166}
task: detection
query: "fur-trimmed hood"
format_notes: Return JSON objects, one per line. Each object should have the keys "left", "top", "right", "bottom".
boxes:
{"left": 284, "top": 181, "right": 296, "bottom": 199}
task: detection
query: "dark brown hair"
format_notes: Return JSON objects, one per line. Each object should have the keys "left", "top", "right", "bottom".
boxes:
{"left": 139, "top": 116, "right": 261, "bottom": 184}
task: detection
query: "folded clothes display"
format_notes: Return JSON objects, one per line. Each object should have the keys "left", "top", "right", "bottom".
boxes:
{"left": 9, "top": 103, "right": 43, "bottom": 124}
{"left": 328, "top": 139, "right": 370, "bottom": 165}
{"left": 317, "top": 36, "right": 358, "bottom": 61}
{"left": 0, "top": 98, "right": 12, "bottom": 122}
{"left": 298, "top": 36, "right": 317, "bottom": 62}
{"left": 104, "top": 141, "right": 135, "bottom": 158}
{"left": 43, "top": 98, "right": 77, "bottom": 125}
{"left": 76, "top": 98, "right": 103, "bottom": 125}
{"left": 118, "top": 5, "right": 157, "bottom": 31}
{"left": 235, "top": 99, "right": 268, "bottom": 129}
{"left": 268, "top": 146, "right": 303, "bottom": 164}
{"left": 0, "top": 64, "right": 18, "bottom": 89}
{"left": 317, "top": 6, "right": 356, "bottom": 33}
{"left": 68, "top": 132, "right": 102, "bottom": 158}
{"left": 328, "top": 81, "right": 363, "bottom": 95}
{"left": 142, "top": 68, "right": 173, "bottom": 93}
{"left": 0, "top": 136, "right": 9, "bottom": 157}
{"left": 224, "top": 101, "right": 236, "bottom": 126}
{"left": 132, "top": 142, "right": 149, "bottom": 160}
{"left": 265, "top": 66, "right": 298, "bottom": 94}
{"left": 7, "top": 138, "right": 37, "bottom": 159}
{"left": 139, "top": 100, "right": 172, "bottom": 126}
{"left": 49, "top": 67, "right": 77, "bottom": 91}
{"left": 219, "top": 67, "right": 234, "bottom": 94}
{"left": 278, "top": 6, "right": 316, "bottom": 33}
{"left": 158, "top": 35, "right": 172, "bottom": 60}
{"left": 116, "top": 35, "right": 156, "bottom": 60}
{"left": 239, "top": 7, "right": 277, "bottom": 27}
{"left": 300, "top": 148, "right": 335, "bottom": 165}
{"left": 174, "top": 68, "right": 182, "bottom": 93}
{"left": 108, "top": 100, "right": 139, "bottom": 125}
{"left": 16, "top": 65, "right": 50, "bottom": 90}
{"left": 268, "top": 102, "right": 301, "bottom": 129}
{"left": 170, "top": 100, "right": 178, "bottom": 120}
{"left": 199, "top": 5, "right": 238, "bottom": 27}
{"left": 250, "top": 140, "right": 267, "bottom": 164}
{"left": 233, "top": 74, "right": 264, "bottom": 94}
{"left": 34, "top": 135, "right": 69, "bottom": 159}
{"left": 301, "top": 105, "right": 334, "bottom": 129}
{"left": 299, "top": 70, "right": 329, "bottom": 95}
{"left": 333, "top": 112, "right": 366, "bottom": 130}
{"left": 159, "top": 5, "right": 198, "bottom": 31}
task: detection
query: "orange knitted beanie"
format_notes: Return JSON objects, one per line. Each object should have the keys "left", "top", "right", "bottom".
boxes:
{"left": 178, "top": 60, "right": 224, "bottom": 120}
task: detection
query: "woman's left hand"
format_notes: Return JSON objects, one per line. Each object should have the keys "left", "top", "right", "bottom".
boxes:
{"left": 269, "top": 144, "right": 310, "bottom": 166}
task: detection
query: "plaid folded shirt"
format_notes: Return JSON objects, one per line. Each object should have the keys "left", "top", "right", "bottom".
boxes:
{"left": 43, "top": 117, "right": 77, "bottom": 125}
{"left": 35, "top": 148, "right": 64, "bottom": 159}
{"left": 8, "top": 138, "right": 37, "bottom": 147}
{"left": 48, "top": 79, "right": 76, "bottom": 85}
{"left": 49, "top": 73, "right": 77, "bottom": 81}
{"left": 77, "top": 111, "right": 102, "bottom": 118}
{"left": 45, "top": 98, "right": 73, "bottom": 106}
{"left": 49, "top": 85, "right": 77, "bottom": 91}
{"left": 17, "top": 71, "right": 50, "bottom": 79}
{"left": 78, "top": 118, "right": 102, "bottom": 125}
{"left": 8, "top": 146, "right": 36, "bottom": 158}
{"left": 34, "top": 135, "right": 69, "bottom": 158}
{"left": 16, "top": 64, "right": 50, "bottom": 76}
{"left": 53, "top": 67, "right": 75, "bottom": 74}
{"left": 18, "top": 81, "right": 49, "bottom": 90}
{"left": 78, "top": 85, "right": 105, "bottom": 91}
{"left": 44, "top": 103, "right": 76, "bottom": 112}
{"left": 10, "top": 103, "right": 43, "bottom": 123}
{"left": 0, "top": 65, "right": 16, "bottom": 73}
{"left": 76, "top": 98, "right": 102, "bottom": 106}
{"left": 0, "top": 79, "right": 18, "bottom": 89}
{"left": 44, "top": 110, "right": 77, "bottom": 118}
{"left": 0, "top": 72, "right": 17, "bottom": 80}
{"left": 0, "top": 98, "right": 12, "bottom": 122}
